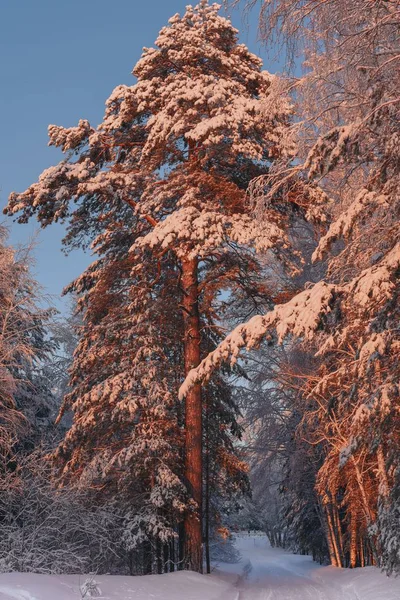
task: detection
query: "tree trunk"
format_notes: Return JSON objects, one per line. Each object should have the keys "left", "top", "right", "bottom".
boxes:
{"left": 156, "top": 538, "right": 163, "bottom": 574}
{"left": 205, "top": 397, "right": 211, "bottom": 574}
{"left": 349, "top": 510, "right": 358, "bottom": 568}
{"left": 350, "top": 457, "right": 379, "bottom": 566}
{"left": 332, "top": 503, "right": 345, "bottom": 566}
{"left": 360, "top": 540, "right": 365, "bottom": 567}
{"left": 323, "top": 508, "right": 338, "bottom": 566}
{"left": 143, "top": 540, "right": 152, "bottom": 575}
{"left": 377, "top": 445, "right": 389, "bottom": 498}
{"left": 325, "top": 505, "right": 342, "bottom": 567}
{"left": 178, "top": 521, "right": 185, "bottom": 570}
{"left": 169, "top": 537, "right": 175, "bottom": 572}
{"left": 181, "top": 257, "right": 203, "bottom": 573}
{"left": 163, "top": 542, "right": 169, "bottom": 573}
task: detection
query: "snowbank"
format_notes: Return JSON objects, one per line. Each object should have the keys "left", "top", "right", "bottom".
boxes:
{"left": 0, "top": 570, "right": 231, "bottom": 600}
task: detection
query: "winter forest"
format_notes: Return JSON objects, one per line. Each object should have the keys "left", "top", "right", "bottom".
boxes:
{"left": 1, "top": 0, "right": 400, "bottom": 598}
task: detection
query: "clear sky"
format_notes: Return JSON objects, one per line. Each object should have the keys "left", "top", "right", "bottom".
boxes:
{"left": 0, "top": 0, "right": 279, "bottom": 313}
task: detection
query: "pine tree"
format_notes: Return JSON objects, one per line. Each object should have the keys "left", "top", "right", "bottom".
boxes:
{"left": 57, "top": 216, "right": 187, "bottom": 572}
{"left": 6, "top": 1, "right": 294, "bottom": 571}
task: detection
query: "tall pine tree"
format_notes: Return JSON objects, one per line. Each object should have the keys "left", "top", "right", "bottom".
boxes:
{"left": 6, "top": 1, "right": 294, "bottom": 571}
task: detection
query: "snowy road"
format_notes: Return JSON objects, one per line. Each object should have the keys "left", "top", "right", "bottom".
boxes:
{"left": 217, "top": 535, "right": 399, "bottom": 600}
{"left": 228, "top": 538, "right": 335, "bottom": 600}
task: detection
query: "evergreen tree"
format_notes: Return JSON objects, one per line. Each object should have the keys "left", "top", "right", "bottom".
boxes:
{"left": 6, "top": 1, "right": 295, "bottom": 571}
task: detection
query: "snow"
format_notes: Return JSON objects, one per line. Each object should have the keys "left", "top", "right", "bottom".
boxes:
{"left": 0, "top": 535, "right": 399, "bottom": 600}
{"left": 214, "top": 535, "right": 400, "bottom": 599}
{"left": 131, "top": 205, "right": 282, "bottom": 259}
{"left": 179, "top": 281, "right": 337, "bottom": 397}
{"left": 312, "top": 189, "right": 389, "bottom": 262}
{"left": 0, "top": 571, "right": 231, "bottom": 600}
{"left": 179, "top": 240, "right": 400, "bottom": 397}
{"left": 305, "top": 121, "right": 361, "bottom": 180}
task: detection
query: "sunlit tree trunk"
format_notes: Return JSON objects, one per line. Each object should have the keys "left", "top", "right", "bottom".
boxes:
{"left": 360, "top": 541, "right": 365, "bottom": 568}
{"left": 182, "top": 257, "right": 203, "bottom": 573}
{"left": 351, "top": 457, "right": 379, "bottom": 566}
{"left": 323, "top": 507, "right": 338, "bottom": 566}
{"left": 332, "top": 503, "right": 345, "bottom": 566}
{"left": 349, "top": 510, "right": 358, "bottom": 568}
{"left": 325, "top": 504, "right": 342, "bottom": 567}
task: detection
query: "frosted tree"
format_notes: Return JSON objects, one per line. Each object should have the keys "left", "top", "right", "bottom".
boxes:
{"left": 5, "top": 1, "right": 297, "bottom": 572}
{"left": 202, "top": 372, "right": 249, "bottom": 572}
{"left": 0, "top": 450, "right": 122, "bottom": 575}
{"left": 45, "top": 308, "right": 79, "bottom": 412}
{"left": 183, "top": 0, "right": 400, "bottom": 569}
{"left": 59, "top": 241, "right": 188, "bottom": 573}
{"left": 0, "top": 228, "right": 56, "bottom": 458}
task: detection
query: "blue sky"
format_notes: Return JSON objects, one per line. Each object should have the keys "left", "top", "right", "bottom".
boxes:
{"left": 0, "top": 0, "right": 278, "bottom": 313}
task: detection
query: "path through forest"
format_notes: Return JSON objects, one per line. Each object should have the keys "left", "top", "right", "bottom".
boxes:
{"left": 217, "top": 534, "right": 400, "bottom": 600}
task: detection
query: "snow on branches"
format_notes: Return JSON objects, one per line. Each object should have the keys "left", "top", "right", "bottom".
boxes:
{"left": 131, "top": 205, "right": 283, "bottom": 259}
{"left": 179, "top": 281, "right": 337, "bottom": 396}
{"left": 180, "top": 242, "right": 400, "bottom": 395}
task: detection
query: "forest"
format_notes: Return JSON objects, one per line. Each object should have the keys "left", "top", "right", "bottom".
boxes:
{"left": 0, "top": 0, "right": 399, "bottom": 583}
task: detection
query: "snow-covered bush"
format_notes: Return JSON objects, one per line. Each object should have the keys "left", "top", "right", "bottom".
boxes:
{"left": 80, "top": 578, "right": 102, "bottom": 598}
{"left": 0, "top": 452, "right": 121, "bottom": 574}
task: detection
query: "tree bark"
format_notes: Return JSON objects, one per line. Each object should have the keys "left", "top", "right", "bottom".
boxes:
{"left": 350, "top": 457, "right": 379, "bottom": 566}
{"left": 377, "top": 445, "right": 389, "bottom": 498}
{"left": 325, "top": 504, "right": 342, "bottom": 567}
{"left": 181, "top": 257, "right": 203, "bottom": 573}
{"left": 156, "top": 538, "right": 163, "bottom": 574}
{"left": 178, "top": 521, "right": 185, "bottom": 570}
{"left": 205, "top": 396, "right": 211, "bottom": 574}
{"left": 332, "top": 503, "right": 345, "bottom": 566}
{"left": 349, "top": 510, "right": 358, "bottom": 568}
{"left": 143, "top": 540, "right": 152, "bottom": 575}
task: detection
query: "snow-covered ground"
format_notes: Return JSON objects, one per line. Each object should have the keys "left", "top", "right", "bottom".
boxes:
{"left": 0, "top": 534, "right": 399, "bottom": 600}
{"left": 216, "top": 534, "right": 400, "bottom": 599}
